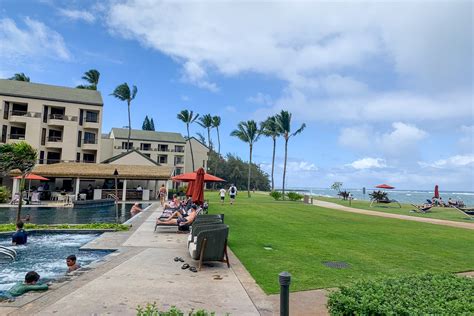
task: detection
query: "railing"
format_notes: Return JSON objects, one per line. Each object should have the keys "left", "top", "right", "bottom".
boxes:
{"left": 39, "top": 159, "right": 98, "bottom": 165}
{"left": 10, "top": 110, "right": 41, "bottom": 118}
{"left": 158, "top": 148, "right": 170, "bottom": 152}
{"left": 48, "top": 114, "right": 78, "bottom": 122}
{"left": 85, "top": 117, "right": 99, "bottom": 123}
{"left": 83, "top": 138, "right": 98, "bottom": 144}
{"left": 47, "top": 136, "right": 63, "bottom": 142}
{"left": 9, "top": 133, "right": 26, "bottom": 140}
{"left": 0, "top": 246, "right": 17, "bottom": 262}
{"left": 174, "top": 148, "right": 185, "bottom": 153}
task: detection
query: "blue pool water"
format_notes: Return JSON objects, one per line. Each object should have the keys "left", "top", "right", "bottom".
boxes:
{"left": 0, "top": 203, "right": 150, "bottom": 224}
{"left": 0, "top": 233, "right": 110, "bottom": 291}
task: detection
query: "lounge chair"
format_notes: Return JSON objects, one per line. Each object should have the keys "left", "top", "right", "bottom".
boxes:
{"left": 454, "top": 207, "right": 474, "bottom": 220}
{"left": 188, "top": 224, "right": 230, "bottom": 270}
{"left": 411, "top": 204, "right": 432, "bottom": 213}
{"left": 30, "top": 192, "right": 41, "bottom": 205}
{"left": 188, "top": 222, "right": 227, "bottom": 247}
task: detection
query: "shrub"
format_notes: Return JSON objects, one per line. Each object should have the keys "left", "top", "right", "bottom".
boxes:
{"left": 327, "top": 273, "right": 474, "bottom": 315}
{"left": 269, "top": 191, "right": 282, "bottom": 200}
{"left": 136, "top": 303, "right": 217, "bottom": 316}
{"left": 337, "top": 190, "right": 350, "bottom": 200}
{"left": 0, "top": 186, "right": 10, "bottom": 203}
{"left": 287, "top": 192, "right": 303, "bottom": 201}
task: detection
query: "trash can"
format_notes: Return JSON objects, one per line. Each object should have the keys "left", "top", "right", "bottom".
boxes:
{"left": 303, "top": 195, "right": 309, "bottom": 204}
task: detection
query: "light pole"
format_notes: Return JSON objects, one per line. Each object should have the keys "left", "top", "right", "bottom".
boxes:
{"left": 114, "top": 169, "right": 119, "bottom": 224}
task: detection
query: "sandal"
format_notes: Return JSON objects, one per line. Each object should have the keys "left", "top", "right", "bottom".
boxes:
{"left": 174, "top": 257, "right": 179, "bottom": 262}
{"left": 181, "top": 263, "right": 190, "bottom": 269}
{"left": 189, "top": 266, "right": 197, "bottom": 273}
{"left": 178, "top": 257, "right": 184, "bottom": 262}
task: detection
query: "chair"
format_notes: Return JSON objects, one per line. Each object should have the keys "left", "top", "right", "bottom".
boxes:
{"left": 454, "top": 207, "right": 474, "bottom": 220}
{"left": 187, "top": 222, "right": 226, "bottom": 247}
{"left": 188, "top": 225, "right": 230, "bottom": 270}
{"left": 411, "top": 204, "right": 432, "bottom": 213}
{"left": 31, "top": 192, "right": 41, "bottom": 205}
{"left": 79, "top": 193, "right": 87, "bottom": 201}
{"left": 50, "top": 192, "right": 60, "bottom": 201}
{"left": 370, "top": 198, "right": 401, "bottom": 208}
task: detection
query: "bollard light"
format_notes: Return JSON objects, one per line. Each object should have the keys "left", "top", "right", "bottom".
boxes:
{"left": 279, "top": 271, "right": 291, "bottom": 316}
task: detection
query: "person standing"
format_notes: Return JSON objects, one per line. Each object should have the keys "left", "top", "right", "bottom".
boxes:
{"left": 219, "top": 187, "right": 226, "bottom": 204}
{"left": 12, "top": 221, "right": 27, "bottom": 245}
{"left": 159, "top": 184, "right": 167, "bottom": 206}
{"left": 228, "top": 184, "right": 237, "bottom": 205}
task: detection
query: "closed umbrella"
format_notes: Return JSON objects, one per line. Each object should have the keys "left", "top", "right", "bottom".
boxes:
{"left": 191, "top": 168, "right": 205, "bottom": 205}
{"left": 434, "top": 185, "right": 439, "bottom": 198}
{"left": 185, "top": 181, "right": 195, "bottom": 197}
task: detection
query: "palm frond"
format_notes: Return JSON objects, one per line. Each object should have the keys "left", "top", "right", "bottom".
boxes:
{"left": 211, "top": 116, "right": 221, "bottom": 128}
{"left": 110, "top": 83, "right": 131, "bottom": 101}
{"left": 291, "top": 123, "right": 306, "bottom": 137}
{"left": 9, "top": 73, "right": 30, "bottom": 82}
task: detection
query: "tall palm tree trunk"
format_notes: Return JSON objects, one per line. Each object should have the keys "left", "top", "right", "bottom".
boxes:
{"left": 127, "top": 101, "right": 131, "bottom": 152}
{"left": 271, "top": 136, "right": 276, "bottom": 191}
{"left": 187, "top": 125, "right": 195, "bottom": 171}
{"left": 282, "top": 138, "right": 288, "bottom": 200}
{"left": 248, "top": 144, "right": 252, "bottom": 198}
{"left": 16, "top": 176, "right": 25, "bottom": 222}
{"left": 207, "top": 128, "right": 211, "bottom": 150}
{"left": 212, "top": 127, "right": 221, "bottom": 189}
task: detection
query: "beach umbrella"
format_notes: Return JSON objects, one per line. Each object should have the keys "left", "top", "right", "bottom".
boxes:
{"left": 172, "top": 171, "right": 225, "bottom": 182}
{"left": 434, "top": 185, "right": 439, "bottom": 198}
{"left": 14, "top": 173, "right": 50, "bottom": 198}
{"left": 185, "top": 181, "right": 195, "bottom": 197}
{"left": 191, "top": 168, "right": 205, "bottom": 205}
{"left": 375, "top": 184, "right": 395, "bottom": 189}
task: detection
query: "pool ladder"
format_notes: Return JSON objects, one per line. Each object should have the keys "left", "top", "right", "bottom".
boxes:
{"left": 0, "top": 246, "right": 17, "bottom": 262}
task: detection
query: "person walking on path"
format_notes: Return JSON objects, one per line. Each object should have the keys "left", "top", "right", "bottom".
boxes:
{"left": 219, "top": 187, "right": 226, "bottom": 204}
{"left": 228, "top": 184, "right": 237, "bottom": 205}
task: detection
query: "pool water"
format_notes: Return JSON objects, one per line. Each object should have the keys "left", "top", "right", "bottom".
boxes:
{"left": 0, "top": 203, "right": 150, "bottom": 224}
{"left": 0, "top": 233, "right": 110, "bottom": 291}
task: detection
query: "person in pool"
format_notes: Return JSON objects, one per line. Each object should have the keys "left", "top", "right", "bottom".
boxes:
{"left": 130, "top": 203, "right": 142, "bottom": 216}
{"left": 8, "top": 271, "right": 48, "bottom": 297}
{"left": 66, "top": 255, "right": 81, "bottom": 272}
{"left": 12, "top": 221, "right": 27, "bottom": 245}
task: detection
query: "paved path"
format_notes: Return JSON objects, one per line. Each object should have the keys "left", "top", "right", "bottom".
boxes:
{"left": 3, "top": 204, "right": 261, "bottom": 315}
{"left": 312, "top": 200, "right": 474, "bottom": 230}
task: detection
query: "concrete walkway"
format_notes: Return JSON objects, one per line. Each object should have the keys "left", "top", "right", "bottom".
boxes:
{"left": 3, "top": 204, "right": 261, "bottom": 315}
{"left": 312, "top": 200, "right": 474, "bottom": 230}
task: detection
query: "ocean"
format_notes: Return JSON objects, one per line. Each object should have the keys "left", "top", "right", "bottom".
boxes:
{"left": 287, "top": 187, "right": 474, "bottom": 207}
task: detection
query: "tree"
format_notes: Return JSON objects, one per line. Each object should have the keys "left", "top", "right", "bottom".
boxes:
{"left": 230, "top": 120, "right": 261, "bottom": 198}
{"left": 111, "top": 83, "right": 138, "bottom": 151}
{"left": 196, "top": 132, "right": 206, "bottom": 145}
{"left": 142, "top": 116, "right": 151, "bottom": 130}
{"left": 9, "top": 73, "right": 30, "bottom": 82}
{"left": 331, "top": 182, "right": 343, "bottom": 193}
{"left": 261, "top": 116, "right": 281, "bottom": 191}
{"left": 177, "top": 110, "right": 199, "bottom": 171}
{"left": 211, "top": 116, "right": 221, "bottom": 156}
{"left": 77, "top": 69, "right": 100, "bottom": 90}
{"left": 275, "top": 110, "right": 306, "bottom": 200}
{"left": 198, "top": 114, "right": 213, "bottom": 150}
{"left": 0, "top": 142, "right": 37, "bottom": 222}
{"left": 149, "top": 118, "right": 155, "bottom": 131}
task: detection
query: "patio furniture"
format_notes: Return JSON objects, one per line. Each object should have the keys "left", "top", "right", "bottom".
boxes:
{"left": 30, "top": 192, "right": 41, "bottom": 205}
{"left": 187, "top": 224, "right": 230, "bottom": 270}
{"left": 370, "top": 197, "right": 401, "bottom": 208}
{"left": 454, "top": 207, "right": 474, "bottom": 220}
{"left": 411, "top": 204, "right": 432, "bottom": 213}
{"left": 50, "top": 192, "right": 60, "bottom": 201}
{"left": 187, "top": 222, "right": 226, "bottom": 247}
{"left": 79, "top": 193, "right": 87, "bottom": 201}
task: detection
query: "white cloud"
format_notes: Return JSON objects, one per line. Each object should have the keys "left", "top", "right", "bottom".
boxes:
{"left": 247, "top": 92, "right": 273, "bottom": 106}
{"left": 420, "top": 154, "right": 474, "bottom": 169}
{"left": 181, "top": 61, "right": 218, "bottom": 92}
{"left": 0, "top": 17, "right": 71, "bottom": 65}
{"left": 278, "top": 161, "right": 318, "bottom": 172}
{"left": 348, "top": 157, "right": 387, "bottom": 169}
{"left": 378, "top": 122, "right": 427, "bottom": 156}
{"left": 338, "top": 126, "right": 372, "bottom": 150}
{"left": 58, "top": 9, "right": 96, "bottom": 23}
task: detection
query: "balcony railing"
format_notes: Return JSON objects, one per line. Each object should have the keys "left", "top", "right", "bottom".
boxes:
{"left": 85, "top": 117, "right": 99, "bottom": 123}
{"left": 83, "top": 138, "right": 98, "bottom": 144}
{"left": 49, "top": 114, "right": 78, "bottom": 122}
{"left": 173, "top": 148, "right": 185, "bottom": 153}
{"left": 9, "top": 134, "right": 26, "bottom": 140}
{"left": 10, "top": 110, "right": 41, "bottom": 118}
{"left": 47, "top": 136, "right": 63, "bottom": 142}
{"left": 38, "top": 159, "right": 96, "bottom": 165}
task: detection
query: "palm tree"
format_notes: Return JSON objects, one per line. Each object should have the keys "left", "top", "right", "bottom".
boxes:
{"left": 9, "top": 73, "right": 30, "bottom": 82}
{"left": 275, "top": 110, "right": 306, "bottom": 200}
{"left": 77, "top": 69, "right": 100, "bottom": 90}
{"left": 211, "top": 116, "right": 221, "bottom": 155}
{"left": 230, "top": 120, "right": 261, "bottom": 197}
{"left": 261, "top": 116, "right": 281, "bottom": 191}
{"left": 198, "top": 114, "right": 213, "bottom": 150}
{"left": 111, "top": 83, "right": 138, "bottom": 151}
{"left": 177, "top": 110, "right": 199, "bottom": 171}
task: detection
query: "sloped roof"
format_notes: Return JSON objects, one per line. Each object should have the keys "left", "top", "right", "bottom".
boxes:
{"left": 101, "top": 149, "right": 159, "bottom": 165}
{"left": 10, "top": 163, "right": 172, "bottom": 180}
{"left": 0, "top": 79, "right": 103, "bottom": 106}
{"left": 110, "top": 128, "right": 185, "bottom": 143}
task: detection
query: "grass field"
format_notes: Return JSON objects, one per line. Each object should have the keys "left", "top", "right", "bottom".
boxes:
{"left": 313, "top": 196, "right": 473, "bottom": 223}
{"left": 207, "top": 192, "right": 474, "bottom": 294}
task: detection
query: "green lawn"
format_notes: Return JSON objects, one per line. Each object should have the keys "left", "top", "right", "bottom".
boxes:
{"left": 207, "top": 193, "right": 474, "bottom": 294}
{"left": 313, "top": 196, "right": 473, "bottom": 223}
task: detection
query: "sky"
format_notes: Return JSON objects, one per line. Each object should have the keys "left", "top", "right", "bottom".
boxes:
{"left": 1, "top": 0, "right": 473, "bottom": 191}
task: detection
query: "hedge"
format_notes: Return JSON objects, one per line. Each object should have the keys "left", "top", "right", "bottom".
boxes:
{"left": 327, "top": 273, "right": 474, "bottom": 315}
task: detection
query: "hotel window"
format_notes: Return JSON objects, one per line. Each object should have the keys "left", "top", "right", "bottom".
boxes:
{"left": 122, "top": 142, "right": 133, "bottom": 150}
{"left": 84, "top": 132, "right": 96, "bottom": 144}
{"left": 83, "top": 153, "right": 95, "bottom": 163}
{"left": 158, "top": 144, "right": 169, "bottom": 152}
{"left": 158, "top": 155, "right": 168, "bottom": 164}
{"left": 85, "top": 111, "right": 99, "bottom": 123}
{"left": 140, "top": 143, "right": 151, "bottom": 151}
{"left": 174, "top": 145, "right": 184, "bottom": 153}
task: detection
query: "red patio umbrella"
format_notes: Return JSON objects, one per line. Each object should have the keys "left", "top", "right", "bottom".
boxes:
{"left": 172, "top": 172, "right": 224, "bottom": 182}
{"left": 14, "top": 173, "right": 49, "bottom": 181}
{"left": 434, "top": 185, "right": 439, "bottom": 198}
{"left": 185, "top": 181, "right": 195, "bottom": 197}
{"left": 191, "top": 168, "right": 205, "bottom": 205}
{"left": 375, "top": 184, "right": 395, "bottom": 189}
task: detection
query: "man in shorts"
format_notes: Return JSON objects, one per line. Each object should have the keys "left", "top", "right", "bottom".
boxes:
{"left": 219, "top": 187, "right": 226, "bottom": 204}
{"left": 156, "top": 205, "right": 198, "bottom": 231}
{"left": 228, "top": 184, "right": 237, "bottom": 205}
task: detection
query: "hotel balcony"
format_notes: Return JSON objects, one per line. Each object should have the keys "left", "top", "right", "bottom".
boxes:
{"left": 9, "top": 110, "right": 41, "bottom": 123}
{"left": 83, "top": 117, "right": 100, "bottom": 129}
{"left": 45, "top": 135, "right": 63, "bottom": 148}
{"left": 48, "top": 114, "right": 78, "bottom": 126}
{"left": 82, "top": 138, "right": 99, "bottom": 150}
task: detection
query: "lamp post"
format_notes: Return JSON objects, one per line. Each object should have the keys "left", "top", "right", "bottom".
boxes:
{"left": 114, "top": 169, "right": 119, "bottom": 224}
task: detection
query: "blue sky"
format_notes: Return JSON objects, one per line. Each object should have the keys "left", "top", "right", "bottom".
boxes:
{"left": 1, "top": 0, "right": 473, "bottom": 191}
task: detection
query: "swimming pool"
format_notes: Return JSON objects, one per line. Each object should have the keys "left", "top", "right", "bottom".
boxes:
{"left": 0, "top": 233, "right": 110, "bottom": 291}
{"left": 0, "top": 203, "right": 150, "bottom": 224}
